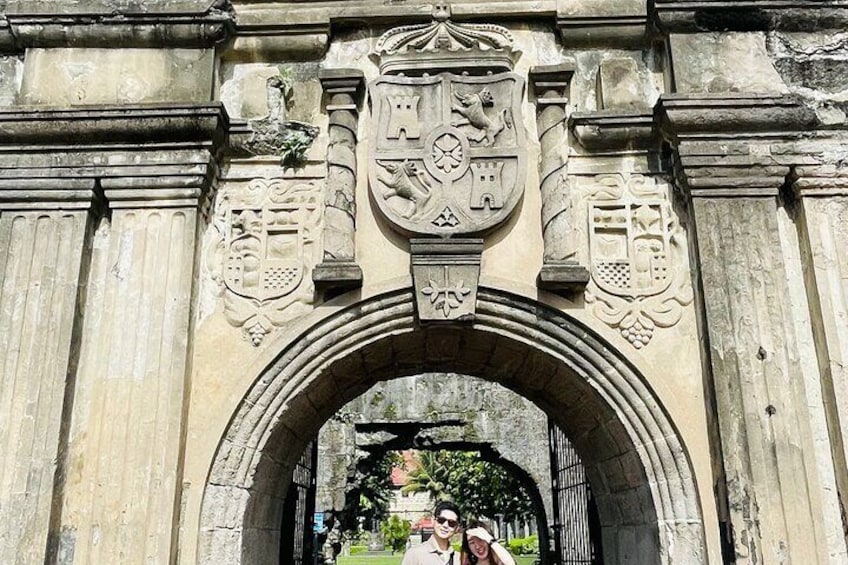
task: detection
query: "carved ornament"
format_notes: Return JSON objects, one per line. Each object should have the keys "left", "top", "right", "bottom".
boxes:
{"left": 584, "top": 174, "right": 693, "bottom": 348}
{"left": 411, "top": 239, "right": 482, "bottom": 322}
{"left": 372, "top": 3, "right": 519, "bottom": 75}
{"left": 210, "top": 178, "right": 321, "bottom": 345}
{"left": 369, "top": 73, "right": 526, "bottom": 237}
{"left": 370, "top": 5, "right": 525, "bottom": 323}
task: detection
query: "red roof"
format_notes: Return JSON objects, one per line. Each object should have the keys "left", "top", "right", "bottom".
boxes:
{"left": 390, "top": 450, "right": 420, "bottom": 486}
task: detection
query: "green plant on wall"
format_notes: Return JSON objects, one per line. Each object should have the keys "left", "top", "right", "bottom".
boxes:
{"left": 275, "top": 65, "right": 295, "bottom": 109}
{"left": 241, "top": 65, "right": 319, "bottom": 169}
{"left": 278, "top": 128, "right": 315, "bottom": 168}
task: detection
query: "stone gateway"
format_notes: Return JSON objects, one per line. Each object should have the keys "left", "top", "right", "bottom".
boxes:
{"left": 0, "top": 1, "right": 847, "bottom": 565}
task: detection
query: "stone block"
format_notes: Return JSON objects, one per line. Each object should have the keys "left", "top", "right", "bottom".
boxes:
{"left": 670, "top": 32, "right": 789, "bottom": 94}
{"left": 0, "top": 56, "right": 22, "bottom": 107}
{"left": 596, "top": 57, "right": 651, "bottom": 111}
{"left": 20, "top": 48, "right": 214, "bottom": 105}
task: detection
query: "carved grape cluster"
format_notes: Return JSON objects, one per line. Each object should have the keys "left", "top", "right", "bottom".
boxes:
{"left": 620, "top": 319, "right": 654, "bottom": 349}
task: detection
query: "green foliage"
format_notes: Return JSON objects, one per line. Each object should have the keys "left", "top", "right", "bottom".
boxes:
{"left": 357, "top": 451, "right": 403, "bottom": 523}
{"left": 278, "top": 128, "right": 315, "bottom": 169}
{"left": 507, "top": 535, "right": 539, "bottom": 556}
{"left": 349, "top": 545, "right": 368, "bottom": 555}
{"left": 400, "top": 450, "right": 450, "bottom": 501}
{"left": 380, "top": 516, "right": 412, "bottom": 554}
{"left": 401, "top": 451, "right": 535, "bottom": 523}
{"left": 275, "top": 65, "right": 295, "bottom": 106}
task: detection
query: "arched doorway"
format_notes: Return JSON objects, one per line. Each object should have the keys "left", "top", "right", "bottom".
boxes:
{"left": 313, "top": 371, "right": 559, "bottom": 561}
{"left": 198, "top": 287, "right": 705, "bottom": 564}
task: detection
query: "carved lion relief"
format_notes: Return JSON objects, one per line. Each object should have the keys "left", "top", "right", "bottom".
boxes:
{"left": 209, "top": 178, "right": 321, "bottom": 345}
{"left": 582, "top": 174, "right": 693, "bottom": 348}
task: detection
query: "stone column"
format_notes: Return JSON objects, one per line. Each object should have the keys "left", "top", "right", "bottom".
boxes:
{"left": 16, "top": 105, "right": 230, "bottom": 565}
{"left": 791, "top": 162, "right": 848, "bottom": 549}
{"left": 0, "top": 179, "right": 96, "bottom": 564}
{"left": 313, "top": 68, "right": 365, "bottom": 293}
{"left": 659, "top": 95, "right": 847, "bottom": 564}
{"left": 529, "top": 65, "right": 589, "bottom": 292}
{"left": 59, "top": 187, "right": 205, "bottom": 564}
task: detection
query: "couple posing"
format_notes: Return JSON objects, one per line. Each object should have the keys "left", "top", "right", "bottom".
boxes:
{"left": 401, "top": 501, "right": 515, "bottom": 565}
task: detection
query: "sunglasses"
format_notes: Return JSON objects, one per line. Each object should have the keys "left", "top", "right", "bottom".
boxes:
{"left": 435, "top": 516, "right": 460, "bottom": 528}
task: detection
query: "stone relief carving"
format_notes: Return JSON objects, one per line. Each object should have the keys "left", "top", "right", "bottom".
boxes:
{"left": 370, "top": 4, "right": 523, "bottom": 322}
{"left": 411, "top": 239, "right": 481, "bottom": 322}
{"left": 209, "top": 178, "right": 321, "bottom": 345}
{"left": 372, "top": 3, "right": 519, "bottom": 75}
{"left": 583, "top": 174, "right": 693, "bottom": 348}
{"left": 368, "top": 73, "right": 525, "bottom": 236}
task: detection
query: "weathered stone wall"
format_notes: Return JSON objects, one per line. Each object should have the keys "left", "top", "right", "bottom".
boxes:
{"left": 0, "top": 1, "right": 846, "bottom": 564}
{"left": 315, "top": 373, "right": 556, "bottom": 528}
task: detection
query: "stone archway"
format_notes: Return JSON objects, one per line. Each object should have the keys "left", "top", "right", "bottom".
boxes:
{"left": 315, "top": 373, "right": 557, "bottom": 538}
{"left": 198, "top": 287, "right": 705, "bottom": 564}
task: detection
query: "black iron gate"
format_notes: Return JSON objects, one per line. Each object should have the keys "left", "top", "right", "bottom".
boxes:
{"left": 548, "top": 421, "right": 602, "bottom": 564}
{"left": 280, "top": 441, "right": 318, "bottom": 565}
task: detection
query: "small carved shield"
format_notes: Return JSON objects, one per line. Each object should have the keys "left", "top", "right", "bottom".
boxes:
{"left": 224, "top": 207, "right": 305, "bottom": 302}
{"left": 589, "top": 201, "right": 672, "bottom": 297}
{"left": 369, "top": 72, "right": 526, "bottom": 236}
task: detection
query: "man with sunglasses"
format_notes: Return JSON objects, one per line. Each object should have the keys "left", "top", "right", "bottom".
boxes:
{"left": 402, "top": 501, "right": 462, "bottom": 565}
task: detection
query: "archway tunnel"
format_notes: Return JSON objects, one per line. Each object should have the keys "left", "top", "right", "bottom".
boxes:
{"left": 302, "top": 372, "right": 607, "bottom": 564}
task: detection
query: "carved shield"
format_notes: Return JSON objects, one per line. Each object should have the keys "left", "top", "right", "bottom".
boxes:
{"left": 589, "top": 201, "right": 672, "bottom": 297}
{"left": 224, "top": 207, "right": 305, "bottom": 302}
{"left": 369, "top": 72, "right": 526, "bottom": 236}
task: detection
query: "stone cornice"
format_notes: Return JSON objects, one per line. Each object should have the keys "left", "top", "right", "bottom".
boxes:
{"left": 654, "top": 0, "right": 848, "bottom": 33}
{"left": 0, "top": 104, "right": 229, "bottom": 145}
{"left": 0, "top": 104, "right": 229, "bottom": 209}
{"left": 656, "top": 94, "right": 818, "bottom": 142}
{"left": 656, "top": 94, "right": 819, "bottom": 198}
{"left": 791, "top": 164, "right": 848, "bottom": 198}
{"left": 0, "top": 0, "right": 233, "bottom": 50}
{"left": 226, "top": 0, "right": 557, "bottom": 59}
{"left": 569, "top": 111, "right": 656, "bottom": 151}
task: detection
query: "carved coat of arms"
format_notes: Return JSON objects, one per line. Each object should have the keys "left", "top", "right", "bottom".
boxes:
{"left": 589, "top": 201, "right": 671, "bottom": 298}
{"left": 369, "top": 72, "right": 526, "bottom": 236}
{"left": 209, "top": 179, "right": 321, "bottom": 345}
{"left": 583, "top": 174, "right": 693, "bottom": 349}
{"left": 224, "top": 207, "right": 306, "bottom": 302}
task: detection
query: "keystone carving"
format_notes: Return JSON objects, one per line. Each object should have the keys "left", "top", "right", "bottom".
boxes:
{"left": 209, "top": 178, "right": 321, "bottom": 345}
{"left": 583, "top": 173, "right": 693, "bottom": 348}
{"left": 411, "top": 239, "right": 482, "bottom": 322}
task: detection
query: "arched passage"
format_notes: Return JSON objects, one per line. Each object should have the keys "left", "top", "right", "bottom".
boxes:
{"left": 198, "top": 287, "right": 705, "bottom": 564}
{"left": 315, "top": 373, "right": 556, "bottom": 536}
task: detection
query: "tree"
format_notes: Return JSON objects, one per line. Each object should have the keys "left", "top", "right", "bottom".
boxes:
{"left": 402, "top": 450, "right": 535, "bottom": 523}
{"left": 380, "top": 515, "right": 412, "bottom": 553}
{"left": 338, "top": 451, "right": 402, "bottom": 536}
{"left": 400, "top": 450, "right": 451, "bottom": 501}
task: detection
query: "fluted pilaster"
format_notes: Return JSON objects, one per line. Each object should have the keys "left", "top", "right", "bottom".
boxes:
{"left": 60, "top": 204, "right": 200, "bottom": 564}
{"left": 660, "top": 94, "right": 847, "bottom": 564}
{"left": 0, "top": 186, "right": 95, "bottom": 564}
{"left": 0, "top": 104, "right": 228, "bottom": 564}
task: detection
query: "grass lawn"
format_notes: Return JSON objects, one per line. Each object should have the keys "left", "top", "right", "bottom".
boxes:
{"left": 338, "top": 554, "right": 538, "bottom": 565}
